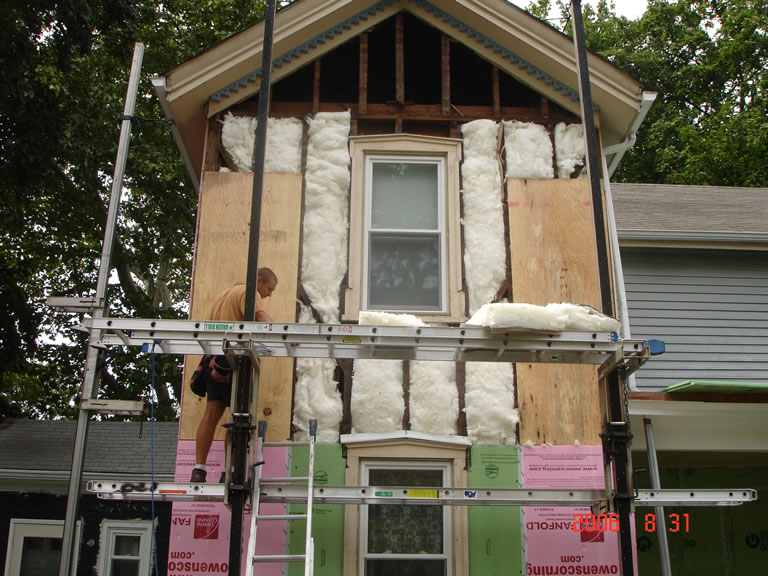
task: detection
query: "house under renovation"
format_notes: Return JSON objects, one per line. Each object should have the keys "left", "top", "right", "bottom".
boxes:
{"left": 54, "top": 0, "right": 763, "bottom": 575}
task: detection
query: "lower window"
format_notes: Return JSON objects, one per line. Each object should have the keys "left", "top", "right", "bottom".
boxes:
{"left": 98, "top": 520, "right": 153, "bottom": 576}
{"left": 4, "top": 519, "right": 80, "bottom": 576}
{"left": 360, "top": 461, "right": 451, "bottom": 576}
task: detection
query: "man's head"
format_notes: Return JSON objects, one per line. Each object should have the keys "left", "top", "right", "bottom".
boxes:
{"left": 257, "top": 267, "right": 278, "bottom": 298}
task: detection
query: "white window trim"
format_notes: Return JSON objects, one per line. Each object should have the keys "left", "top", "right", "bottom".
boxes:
{"left": 359, "top": 460, "right": 452, "bottom": 576}
{"left": 343, "top": 436, "right": 468, "bottom": 576}
{"left": 363, "top": 154, "right": 447, "bottom": 313}
{"left": 97, "top": 520, "right": 153, "bottom": 576}
{"left": 4, "top": 519, "right": 81, "bottom": 576}
{"left": 345, "top": 134, "right": 465, "bottom": 323}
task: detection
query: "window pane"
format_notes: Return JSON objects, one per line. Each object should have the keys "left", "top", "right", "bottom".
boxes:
{"left": 111, "top": 558, "right": 140, "bottom": 576}
{"left": 366, "top": 559, "right": 446, "bottom": 576}
{"left": 371, "top": 162, "right": 438, "bottom": 230}
{"left": 113, "top": 534, "right": 141, "bottom": 557}
{"left": 368, "top": 234, "right": 440, "bottom": 310}
{"left": 367, "top": 469, "right": 444, "bottom": 555}
{"left": 20, "top": 537, "right": 61, "bottom": 576}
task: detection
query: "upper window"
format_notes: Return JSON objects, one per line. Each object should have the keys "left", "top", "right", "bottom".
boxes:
{"left": 4, "top": 519, "right": 81, "bottom": 576}
{"left": 364, "top": 156, "right": 446, "bottom": 312}
{"left": 346, "top": 135, "right": 464, "bottom": 322}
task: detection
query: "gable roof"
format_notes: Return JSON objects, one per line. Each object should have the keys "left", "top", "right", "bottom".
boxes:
{"left": 612, "top": 183, "right": 768, "bottom": 247}
{"left": 155, "top": 0, "right": 648, "bottom": 179}
{"left": 0, "top": 419, "right": 178, "bottom": 492}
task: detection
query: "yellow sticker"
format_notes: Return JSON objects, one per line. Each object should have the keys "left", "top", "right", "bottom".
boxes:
{"left": 342, "top": 336, "right": 362, "bottom": 344}
{"left": 407, "top": 489, "right": 438, "bottom": 499}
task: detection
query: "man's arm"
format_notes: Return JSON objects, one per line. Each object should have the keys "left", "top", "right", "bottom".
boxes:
{"left": 256, "top": 310, "right": 273, "bottom": 322}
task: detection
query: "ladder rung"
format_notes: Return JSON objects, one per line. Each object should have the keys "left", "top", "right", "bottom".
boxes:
{"left": 252, "top": 554, "right": 306, "bottom": 563}
{"left": 260, "top": 476, "right": 310, "bottom": 483}
{"left": 256, "top": 514, "right": 308, "bottom": 521}
{"left": 262, "top": 441, "right": 312, "bottom": 447}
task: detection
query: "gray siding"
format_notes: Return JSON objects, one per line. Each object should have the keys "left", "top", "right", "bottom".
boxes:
{"left": 621, "top": 248, "right": 768, "bottom": 391}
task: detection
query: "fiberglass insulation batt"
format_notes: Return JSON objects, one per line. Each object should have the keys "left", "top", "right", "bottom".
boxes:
{"left": 300, "top": 111, "right": 351, "bottom": 323}
{"left": 460, "top": 119, "right": 507, "bottom": 315}
{"left": 554, "top": 122, "right": 586, "bottom": 179}
{"left": 293, "top": 305, "right": 343, "bottom": 442}
{"left": 503, "top": 120, "right": 554, "bottom": 179}
{"left": 220, "top": 113, "right": 303, "bottom": 173}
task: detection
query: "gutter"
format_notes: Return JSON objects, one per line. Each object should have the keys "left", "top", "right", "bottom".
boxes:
{"left": 604, "top": 91, "right": 657, "bottom": 177}
{"left": 151, "top": 76, "right": 200, "bottom": 194}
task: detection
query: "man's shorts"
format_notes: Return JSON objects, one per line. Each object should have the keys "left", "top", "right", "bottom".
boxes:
{"left": 205, "top": 356, "right": 232, "bottom": 406}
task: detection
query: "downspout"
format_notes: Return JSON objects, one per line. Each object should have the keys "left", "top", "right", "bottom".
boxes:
{"left": 601, "top": 92, "right": 656, "bottom": 390}
{"left": 604, "top": 91, "right": 657, "bottom": 178}
{"left": 151, "top": 76, "right": 200, "bottom": 194}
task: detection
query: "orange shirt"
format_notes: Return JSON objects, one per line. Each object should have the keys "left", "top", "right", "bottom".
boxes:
{"left": 208, "top": 282, "right": 265, "bottom": 321}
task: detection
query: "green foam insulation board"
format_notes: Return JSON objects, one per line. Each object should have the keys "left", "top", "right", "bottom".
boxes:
{"left": 467, "top": 445, "right": 523, "bottom": 576}
{"left": 288, "top": 444, "right": 345, "bottom": 576}
{"left": 663, "top": 380, "right": 768, "bottom": 394}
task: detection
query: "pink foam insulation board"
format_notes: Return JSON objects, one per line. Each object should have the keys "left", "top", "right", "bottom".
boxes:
{"left": 522, "top": 445, "right": 638, "bottom": 575}
{"left": 168, "top": 440, "right": 289, "bottom": 576}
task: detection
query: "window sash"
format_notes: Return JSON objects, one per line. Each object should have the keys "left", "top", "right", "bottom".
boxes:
{"left": 98, "top": 521, "right": 152, "bottom": 576}
{"left": 363, "top": 155, "right": 447, "bottom": 313}
{"left": 359, "top": 461, "right": 452, "bottom": 576}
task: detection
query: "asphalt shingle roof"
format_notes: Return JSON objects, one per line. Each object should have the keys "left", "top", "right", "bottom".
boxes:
{"left": 0, "top": 419, "right": 178, "bottom": 475}
{"left": 612, "top": 183, "right": 768, "bottom": 235}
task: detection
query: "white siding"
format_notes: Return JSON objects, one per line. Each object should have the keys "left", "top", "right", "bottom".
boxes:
{"left": 621, "top": 248, "right": 768, "bottom": 391}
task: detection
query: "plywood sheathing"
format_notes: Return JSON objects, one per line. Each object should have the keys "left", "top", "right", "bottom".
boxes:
{"left": 180, "top": 171, "right": 302, "bottom": 442}
{"left": 507, "top": 178, "right": 604, "bottom": 445}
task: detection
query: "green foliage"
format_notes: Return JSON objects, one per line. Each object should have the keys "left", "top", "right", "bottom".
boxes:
{"left": 0, "top": 1, "right": 270, "bottom": 421}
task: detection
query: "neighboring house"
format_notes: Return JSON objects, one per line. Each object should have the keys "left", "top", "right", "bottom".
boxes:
{"left": 0, "top": 419, "right": 177, "bottom": 576}
{"left": 613, "top": 183, "right": 768, "bottom": 574}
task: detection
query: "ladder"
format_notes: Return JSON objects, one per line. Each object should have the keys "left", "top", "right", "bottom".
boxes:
{"left": 246, "top": 419, "right": 318, "bottom": 576}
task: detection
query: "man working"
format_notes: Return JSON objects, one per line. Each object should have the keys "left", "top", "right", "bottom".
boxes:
{"left": 191, "top": 267, "right": 278, "bottom": 483}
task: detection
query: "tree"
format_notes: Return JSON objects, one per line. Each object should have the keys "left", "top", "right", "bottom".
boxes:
{"left": 0, "top": 1, "right": 270, "bottom": 420}
{"left": 527, "top": 0, "right": 768, "bottom": 186}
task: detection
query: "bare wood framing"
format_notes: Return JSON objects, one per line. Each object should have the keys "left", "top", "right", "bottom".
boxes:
{"left": 359, "top": 32, "right": 368, "bottom": 115}
{"left": 313, "top": 59, "right": 321, "bottom": 115}
{"left": 441, "top": 35, "right": 451, "bottom": 116}
{"left": 492, "top": 67, "right": 501, "bottom": 118}
{"left": 395, "top": 13, "right": 405, "bottom": 106}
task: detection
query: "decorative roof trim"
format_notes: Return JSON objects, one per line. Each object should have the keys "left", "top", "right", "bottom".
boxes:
{"left": 211, "top": 0, "right": 396, "bottom": 103}
{"left": 410, "top": 0, "right": 581, "bottom": 103}
{"left": 209, "top": 0, "right": 589, "bottom": 109}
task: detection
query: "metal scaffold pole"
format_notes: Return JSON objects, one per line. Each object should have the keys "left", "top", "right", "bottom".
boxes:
{"left": 59, "top": 42, "right": 145, "bottom": 576}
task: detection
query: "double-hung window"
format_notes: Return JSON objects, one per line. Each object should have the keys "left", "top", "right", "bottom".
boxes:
{"left": 364, "top": 156, "right": 445, "bottom": 312}
{"left": 97, "top": 520, "right": 153, "bottom": 576}
{"left": 346, "top": 134, "right": 464, "bottom": 322}
{"left": 360, "top": 461, "right": 451, "bottom": 576}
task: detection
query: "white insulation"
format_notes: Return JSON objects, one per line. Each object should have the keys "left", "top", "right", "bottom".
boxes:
{"left": 292, "top": 305, "right": 343, "bottom": 442}
{"left": 409, "top": 361, "right": 458, "bottom": 435}
{"left": 300, "top": 111, "right": 351, "bottom": 323}
{"left": 468, "top": 302, "right": 621, "bottom": 333}
{"left": 460, "top": 120, "right": 507, "bottom": 315}
{"left": 465, "top": 363, "right": 519, "bottom": 445}
{"left": 503, "top": 121, "right": 554, "bottom": 179}
{"left": 351, "top": 359, "right": 404, "bottom": 434}
{"left": 220, "top": 113, "right": 303, "bottom": 173}
{"left": 554, "top": 122, "right": 586, "bottom": 179}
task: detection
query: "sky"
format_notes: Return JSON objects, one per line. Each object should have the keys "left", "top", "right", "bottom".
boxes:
{"left": 509, "top": 0, "right": 648, "bottom": 21}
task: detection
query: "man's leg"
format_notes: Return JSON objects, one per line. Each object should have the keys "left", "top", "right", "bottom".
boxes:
{"left": 195, "top": 399, "right": 226, "bottom": 468}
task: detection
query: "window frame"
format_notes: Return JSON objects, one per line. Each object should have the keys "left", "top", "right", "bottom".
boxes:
{"left": 342, "top": 434, "right": 469, "bottom": 576}
{"left": 4, "top": 519, "right": 81, "bottom": 576}
{"left": 363, "top": 154, "right": 447, "bottom": 313}
{"left": 345, "top": 134, "right": 465, "bottom": 322}
{"left": 359, "top": 460, "right": 452, "bottom": 575}
{"left": 97, "top": 520, "right": 153, "bottom": 576}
